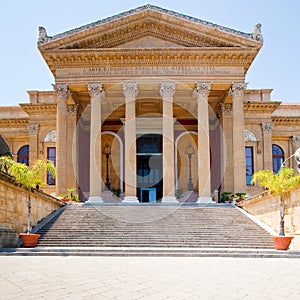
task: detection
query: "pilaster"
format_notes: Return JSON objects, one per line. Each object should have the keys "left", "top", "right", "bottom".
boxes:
{"left": 87, "top": 83, "right": 105, "bottom": 203}
{"left": 54, "top": 84, "right": 70, "bottom": 196}
{"left": 122, "top": 82, "right": 139, "bottom": 203}
{"left": 160, "top": 81, "right": 177, "bottom": 203}
{"left": 229, "top": 83, "right": 247, "bottom": 193}
{"left": 261, "top": 122, "right": 273, "bottom": 170}
{"left": 28, "top": 124, "right": 39, "bottom": 166}
{"left": 195, "top": 82, "right": 213, "bottom": 203}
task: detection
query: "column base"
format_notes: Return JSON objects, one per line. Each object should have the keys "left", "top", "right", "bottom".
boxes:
{"left": 85, "top": 196, "right": 104, "bottom": 204}
{"left": 122, "top": 196, "right": 139, "bottom": 204}
{"left": 162, "top": 196, "right": 179, "bottom": 203}
{"left": 197, "top": 197, "right": 214, "bottom": 204}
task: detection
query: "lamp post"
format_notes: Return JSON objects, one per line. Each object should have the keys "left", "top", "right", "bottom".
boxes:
{"left": 185, "top": 143, "right": 195, "bottom": 191}
{"left": 103, "top": 142, "right": 111, "bottom": 191}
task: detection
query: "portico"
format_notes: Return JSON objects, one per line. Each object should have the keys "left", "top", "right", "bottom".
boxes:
{"left": 35, "top": 4, "right": 263, "bottom": 202}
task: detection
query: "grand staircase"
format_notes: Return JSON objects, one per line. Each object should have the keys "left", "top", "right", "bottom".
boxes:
{"left": 35, "top": 204, "right": 274, "bottom": 249}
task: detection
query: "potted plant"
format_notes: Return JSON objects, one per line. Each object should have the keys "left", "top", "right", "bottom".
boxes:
{"left": 0, "top": 156, "right": 56, "bottom": 247}
{"left": 251, "top": 167, "right": 300, "bottom": 250}
{"left": 234, "top": 192, "right": 248, "bottom": 203}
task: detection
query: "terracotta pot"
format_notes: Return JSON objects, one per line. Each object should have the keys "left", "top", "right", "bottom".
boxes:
{"left": 272, "top": 236, "right": 294, "bottom": 250}
{"left": 19, "top": 233, "right": 40, "bottom": 248}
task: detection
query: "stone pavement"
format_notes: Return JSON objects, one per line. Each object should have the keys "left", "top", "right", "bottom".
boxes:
{"left": 1, "top": 256, "right": 300, "bottom": 299}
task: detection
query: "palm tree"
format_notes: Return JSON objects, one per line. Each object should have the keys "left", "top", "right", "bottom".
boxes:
{"left": 251, "top": 167, "right": 300, "bottom": 236}
{"left": 0, "top": 156, "right": 56, "bottom": 233}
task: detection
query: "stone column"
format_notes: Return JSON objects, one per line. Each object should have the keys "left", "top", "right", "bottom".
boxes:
{"left": 87, "top": 83, "right": 105, "bottom": 203}
{"left": 160, "top": 81, "right": 177, "bottom": 203}
{"left": 54, "top": 84, "right": 70, "bottom": 196}
{"left": 195, "top": 82, "right": 212, "bottom": 203}
{"left": 67, "top": 104, "right": 78, "bottom": 190}
{"left": 28, "top": 124, "right": 39, "bottom": 166}
{"left": 218, "top": 103, "right": 234, "bottom": 192}
{"left": 229, "top": 83, "right": 247, "bottom": 193}
{"left": 261, "top": 122, "right": 273, "bottom": 170}
{"left": 122, "top": 82, "right": 139, "bottom": 203}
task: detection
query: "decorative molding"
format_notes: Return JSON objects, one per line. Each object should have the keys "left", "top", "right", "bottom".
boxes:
{"left": 53, "top": 84, "right": 70, "bottom": 99}
{"left": 88, "top": 83, "right": 104, "bottom": 98}
{"left": 44, "top": 130, "right": 56, "bottom": 142}
{"left": 122, "top": 82, "right": 138, "bottom": 99}
{"left": 67, "top": 104, "right": 79, "bottom": 116}
{"left": 195, "top": 82, "right": 211, "bottom": 98}
{"left": 244, "top": 130, "right": 257, "bottom": 142}
{"left": 229, "top": 83, "right": 247, "bottom": 99}
{"left": 261, "top": 122, "right": 273, "bottom": 134}
{"left": 217, "top": 103, "right": 232, "bottom": 117}
{"left": 160, "top": 81, "right": 176, "bottom": 99}
{"left": 28, "top": 124, "right": 40, "bottom": 135}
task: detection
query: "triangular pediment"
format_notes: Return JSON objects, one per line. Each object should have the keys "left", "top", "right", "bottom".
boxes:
{"left": 38, "top": 5, "right": 262, "bottom": 51}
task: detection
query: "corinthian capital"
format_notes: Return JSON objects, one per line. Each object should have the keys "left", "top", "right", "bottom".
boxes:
{"left": 261, "top": 122, "right": 273, "bottom": 134}
{"left": 28, "top": 124, "right": 39, "bottom": 135}
{"left": 229, "top": 83, "right": 247, "bottom": 99}
{"left": 88, "top": 83, "right": 104, "bottom": 98}
{"left": 195, "top": 82, "right": 211, "bottom": 98}
{"left": 122, "top": 82, "right": 138, "bottom": 99}
{"left": 53, "top": 84, "right": 70, "bottom": 99}
{"left": 160, "top": 81, "right": 176, "bottom": 99}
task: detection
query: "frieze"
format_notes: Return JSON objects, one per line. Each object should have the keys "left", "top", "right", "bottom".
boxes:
{"left": 57, "top": 66, "right": 242, "bottom": 78}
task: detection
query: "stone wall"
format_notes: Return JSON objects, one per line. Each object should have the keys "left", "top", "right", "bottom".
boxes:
{"left": 0, "top": 171, "right": 64, "bottom": 234}
{"left": 239, "top": 188, "right": 300, "bottom": 249}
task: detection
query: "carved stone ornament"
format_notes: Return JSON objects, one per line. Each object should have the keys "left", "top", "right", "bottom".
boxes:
{"left": 122, "top": 82, "right": 138, "bottom": 99}
{"left": 37, "top": 26, "right": 52, "bottom": 45}
{"left": 28, "top": 124, "right": 39, "bottom": 135}
{"left": 44, "top": 130, "right": 56, "bottom": 142}
{"left": 67, "top": 104, "right": 79, "bottom": 116}
{"left": 291, "top": 136, "right": 300, "bottom": 147}
{"left": 229, "top": 83, "right": 247, "bottom": 99}
{"left": 252, "top": 23, "right": 263, "bottom": 42}
{"left": 88, "top": 83, "right": 104, "bottom": 98}
{"left": 195, "top": 82, "right": 211, "bottom": 98}
{"left": 261, "top": 122, "right": 273, "bottom": 134}
{"left": 217, "top": 103, "right": 232, "bottom": 117}
{"left": 244, "top": 130, "right": 257, "bottom": 142}
{"left": 53, "top": 84, "right": 70, "bottom": 99}
{"left": 160, "top": 81, "right": 176, "bottom": 99}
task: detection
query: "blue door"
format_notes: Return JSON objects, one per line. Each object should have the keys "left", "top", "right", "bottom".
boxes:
{"left": 140, "top": 188, "right": 156, "bottom": 203}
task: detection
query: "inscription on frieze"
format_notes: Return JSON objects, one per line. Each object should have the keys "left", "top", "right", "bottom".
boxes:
{"left": 57, "top": 66, "right": 243, "bottom": 78}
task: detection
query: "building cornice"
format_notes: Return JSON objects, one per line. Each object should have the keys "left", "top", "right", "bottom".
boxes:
{"left": 244, "top": 101, "right": 281, "bottom": 113}
{"left": 272, "top": 117, "right": 300, "bottom": 126}
{"left": 0, "top": 118, "right": 29, "bottom": 128}
{"left": 19, "top": 104, "right": 57, "bottom": 116}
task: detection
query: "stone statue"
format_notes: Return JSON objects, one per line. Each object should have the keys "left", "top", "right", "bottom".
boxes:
{"left": 38, "top": 26, "right": 50, "bottom": 44}
{"left": 252, "top": 23, "right": 263, "bottom": 42}
{"left": 294, "top": 147, "right": 300, "bottom": 173}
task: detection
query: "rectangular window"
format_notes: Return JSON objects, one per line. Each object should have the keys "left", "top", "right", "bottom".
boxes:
{"left": 245, "top": 147, "right": 254, "bottom": 185}
{"left": 47, "top": 147, "right": 56, "bottom": 185}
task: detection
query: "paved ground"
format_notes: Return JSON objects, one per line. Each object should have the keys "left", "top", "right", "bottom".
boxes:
{"left": 1, "top": 256, "right": 300, "bottom": 299}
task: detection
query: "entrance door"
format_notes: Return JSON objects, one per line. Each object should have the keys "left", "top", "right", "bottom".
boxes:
{"left": 137, "top": 134, "right": 163, "bottom": 202}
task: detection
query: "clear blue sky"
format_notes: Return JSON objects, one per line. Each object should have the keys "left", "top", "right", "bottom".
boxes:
{"left": 1, "top": 0, "right": 299, "bottom": 105}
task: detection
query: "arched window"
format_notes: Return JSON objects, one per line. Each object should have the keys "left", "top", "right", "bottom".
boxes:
{"left": 272, "top": 145, "right": 284, "bottom": 174}
{"left": 17, "top": 145, "right": 29, "bottom": 166}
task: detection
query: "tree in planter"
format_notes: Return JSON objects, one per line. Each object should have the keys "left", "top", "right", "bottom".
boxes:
{"left": 0, "top": 156, "right": 56, "bottom": 234}
{"left": 251, "top": 168, "right": 300, "bottom": 236}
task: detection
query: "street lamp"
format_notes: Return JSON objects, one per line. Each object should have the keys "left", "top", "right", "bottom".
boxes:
{"left": 185, "top": 143, "right": 195, "bottom": 191}
{"left": 103, "top": 142, "right": 111, "bottom": 191}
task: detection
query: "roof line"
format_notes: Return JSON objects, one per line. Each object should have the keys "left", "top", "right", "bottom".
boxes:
{"left": 38, "top": 4, "right": 263, "bottom": 46}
